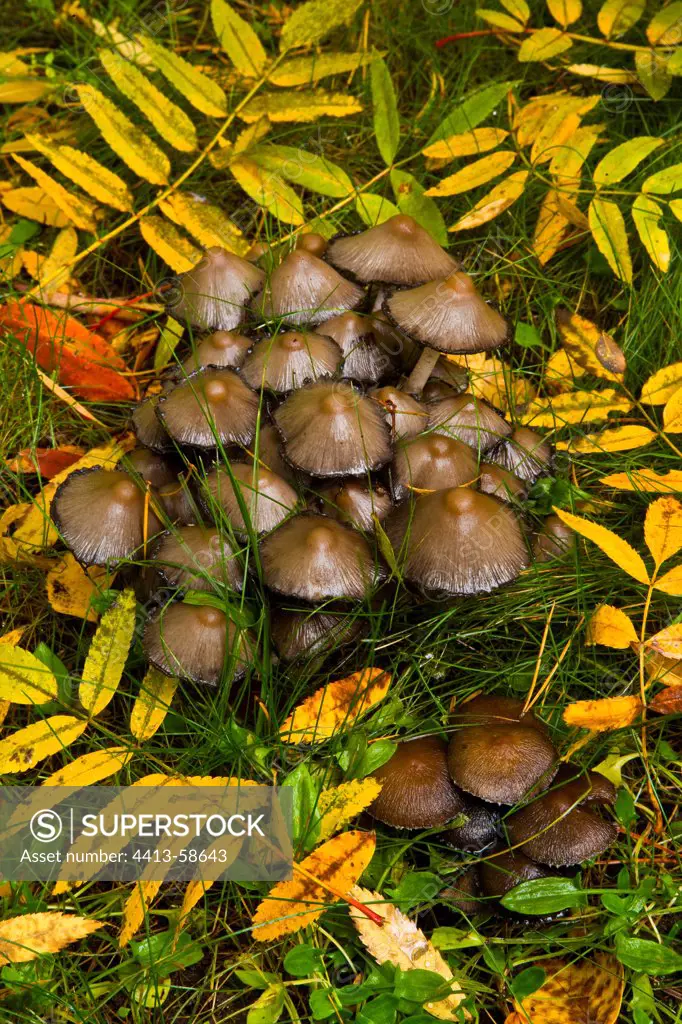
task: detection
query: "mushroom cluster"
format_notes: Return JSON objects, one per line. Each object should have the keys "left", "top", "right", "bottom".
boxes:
{"left": 367, "top": 697, "right": 617, "bottom": 911}
{"left": 51, "top": 217, "right": 573, "bottom": 686}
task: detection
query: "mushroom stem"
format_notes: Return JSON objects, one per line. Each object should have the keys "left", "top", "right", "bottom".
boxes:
{"left": 406, "top": 347, "right": 441, "bottom": 396}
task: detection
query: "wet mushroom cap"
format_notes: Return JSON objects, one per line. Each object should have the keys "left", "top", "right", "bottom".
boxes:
{"left": 143, "top": 602, "right": 254, "bottom": 685}
{"left": 370, "top": 387, "right": 429, "bottom": 440}
{"left": 384, "top": 487, "right": 530, "bottom": 596}
{"left": 52, "top": 468, "right": 162, "bottom": 566}
{"left": 533, "top": 514, "right": 576, "bottom": 562}
{"left": 391, "top": 433, "right": 478, "bottom": 500}
{"left": 241, "top": 330, "right": 342, "bottom": 393}
{"left": 368, "top": 735, "right": 466, "bottom": 829}
{"left": 182, "top": 331, "right": 252, "bottom": 373}
{"left": 270, "top": 606, "right": 366, "bottom": 662}
{"left": 479, "top": 849, "right": 553, "bottom": 899}
{"left": 490, "top": 427, "right": 552, "bottom": 483}
{"left": 132, "top": 395, "right": 172, "bottom": 452}
{"left": 274, "top": 381, "right": 393, "bottom": 477}
{"left": 254, "top": 249, "right": 364, "bottom": 326}
{"left": 323, "top": 312, "right": 398, "bottom": 384}
{"left": 296, "top": 232, "right": 328, "bottom": 257}
{"left": 172, "top": 247, "right": 264, "bottom": 332}
{"left": 248, "top": 423, "right": 299, "bottom": 485}
{"left": 447, "top": 720, "right": 557, "bottom": 805}
{"left": 326, "top": 214, "right": 458, "bottom": 286}
{"left": 443, "top": 800, "right": 500, "bottom": 852}
{"left": 260, "top": 513, "right": 382, "bottom": 601}
{"left": 157, "top": 369, "right": 259, "bottom": 449}
{"left": 439, "top": 865, "right": 481, "bottom": 914}
{"left": 479, "top": 463, "right": 527, "bottom": 503}
{"left": 383, "top": 272, "right": 508, "bottom": 354}
{"left": 318, "top": 479, "right": 393, "bottom": 532}
{"left": 204, "top": 463, "right": 298, "bottom": 535}
{"left": 153, "top": 525, "right": 243, "bottom": 591}
{"left": 450, "top": 695, "right": 548, "bottom": 732}
{"left": 156, "top": 475, "right": 200, "bottom": 525}
{"left": 428, "top": 393, "right": 512, "bottom": 452}
{"left": 123, "top": 448, "right": 179, "bottom": 489}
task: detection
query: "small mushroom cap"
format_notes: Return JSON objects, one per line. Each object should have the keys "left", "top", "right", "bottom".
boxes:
{"left": 248, "top": 423, "right": 299, "bottom": 485}
{"left": 447, "top": 720, "right": 557, "bottom": 805}
{"left": 443, "top": 800, "right": 500, "bottom": 852}
{"left": 326, "top": 215, "right": 458, "bottom": 286}
{"left": 153, "top": 525, "right": 243, "bottom": 591}
{"left": 479, "top": 849, "right": 552, "bottom": 899}
{"left": 323, "top": 312, "right": 399, "bottom": 384}
{"left": 260, "top": 513, "right": 382, "bottom": 601}
{"left": 157, "top": 369, "right": 259, "bottom": 449}
{"left": 156, "top": 475, "right": 201, "bottom": 525}
{"left": 479, "top": 463, "right": 527, "bottom": 503}
{"left": 439, "top": 865, "right": 481, "bottom": 913}
{"left": 52, "top": 468, "right": 161, "bottom": 566}
{"left": 391, "top": 433, "right": 478, "bottom": 500}
{"left": 182, "top": 331, "right": 252, "bottom": 373}
{"left": 274, "top": 381, "right": 393, "bottom": 477}
{"left": 173, "top": 247, "right": 264, "bottom": 331}
{"left": 132, "top": 395, "right": 172, "bottom": 452}
{"left": 143, "top": 602, "right": 254, "bottom": 685}
{"left": 490, "top": 427, "right": 552, "bottom": 483}
{"left": 318, "top": 479, "right": 393, "bottom": 532}
{"left": 368, "top": 735, "right": 466, "bottom": 829}
{"left": 428, "top": 393, "right": 512, "bottom": 452}
{"left": 241, "top": 330, "right": 342, "bottom": 392}
{"left": 204, "top": 463, "right": 298, "bottom": 535}
{"left": 385, "top": 487, "right": 529, "bottom": 596}
{"left": 271, "top": 606, "right": 366, "bottom": 661}
{"left": 370, "top": 387, "right": 429, "bottom": 440}
{"left": 533, "top": 514, "right": 576, "bottom": 562}
{"left": 123, "top": 448, "right": 179, "bottom": 489}
{"left": 254, "top": 250, "right": 364, "bottom": 326}
{"left": 383, "top": 272, "right": 508, "bottom": 354}
{"left": 550, "top": 766, "right": 617, "bottom": 805}
{"left": 296, "top": 232, "right": 328, "bottom": 257}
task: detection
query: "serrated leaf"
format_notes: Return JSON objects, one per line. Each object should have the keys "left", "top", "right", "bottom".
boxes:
{"left": 588, "top": 196, "right": 632, "bottom": 283}
{"left": 555, "top": 425, "right": 655, "bottom": 454}
{"left": 422, "top": 127, "right": 509, "bottom": 161}
{"left": 641, "top": 362, "right": 682, "bottom": 404}
{"left": 593, "top": 136, "right": 664, "bottom": 186}
{"left": 502, "top": 0, "right": 530, "bottom": 19}
{"left": 355, "top": 192, "right": 401, "bottom": 225}
{"left": 518, "top": 27, "right": 573, "bottom": 61}
{"left": 245, "top": 145, "right": 353, "bottom": 197}
{"left": 532, "top": 188, "right": 570, "bottom": 265}
{"left": 159, "top": 192, "right": 248, "bottom": 253}
{"left": 648, "top": 623, "right": 682, "bottom": 660}
{"left": 551, "top": 506, "right": 650, "bottom": 583}
{"left": 211, "top": 0, "right": 268, "bottom": 77}
{"left": 598, "top": 0, "right": 645, "bottom": 38}
{"left": 120, "top": 881, "right": 162, "bottom": 948}
{"left": 140, "top": 216, "right": 202, "bottom": 272}
{"left": 547, "top": 0, "right": 582, "bottom": 26}
{"left": 79, "top": 589, "right": 136, "bottom": 717}
{"left": 41, "top": 746, "right": 134, "bottom": 786}
{"left": 646, "top": 2, "right": 682, "bottom": 45}
{"left": 230, "top": 156, "right": 304, "bottom": 224}
{"left": 601, "top": 469, "right": 682, "bottom": 493}
{"left": 137, "top": 36, "right": 227, "bottom": 117}
{"left": 99, "top": 49, "right": 197, "bottom": 152}
{"left": 371, "top": 57, "right": 400, "bottom": 166}
{"left": 644, "top": 496, "right": 682, "bottom": 567}
{"left": 280, "top": 668, "right": 391, "bottom": 743}
{"left": 0, "top": 715, "right": 88, "bottom": 773}
{"left": 642, "top": 163, "right": 682, "bottom": 196}
{"left": 564, "top": 695, "right": 642, "bottom": 731}
{"left": 270, "top": 51, "right": 376, "bottom": 87}
{"left": 632, "top": 194, "right": 670, "bottom": 272}
{"left": 655, "top": 564, "right": 682, "bottom": 596}
{"left": 130, "top": 666, "right": 179, "bottom": 741}
{"left": 522, "top": 389, "right": 632, "bottom": 428}
{"left": 664, "top": 387, "right": 682, "bottom": 432}
{"left": 0, "top": 913, "right": 105, "bottom": 965}
{"left": 27, "top": 135, "right": 133, "bottom": 212}
{"left": 449, "top": 169, "right": 528, "bottom": 231}
{"left": 1, "top": 186, "right": 70, "bottom": 227}
{"left": 426, "top": 150, "right": 516, "bottom": 197}
{"left": 477, "top": 9, "right": 525, "bottom": 30}
{"left": 317, "top": 778, "right": 382, "bottom": 840}
{"left": 239, "top": 90, "right": 362, "bottom": 123}
{"left": 76, "top": 85, "right": 170, "bottom": 185}
{"left": 586, "top": 604, "right": 639, "bottom": 648}
{"left": 635, "top": 50, "right": 673, "bottom": 100}
{"left": 279, "top": 0, "right": 363, "bottom": 50}
{"left": 427, "top": 81, "right": 517, "bottom": 146}
{"left": 0, "top": 78, "right": 52, "bottom": 103}
{"left": 0, "top": 646, "right": 57, "bottom": 704}
{"left": 38, "top": 226, "right": 78, "bottom": 292}
{"left": 567, "top": 63, "right": 637, "bottom": 83}
{"left": 390, "top": 168, "right": 448, "bottom": 245}
{"left": 11, "top": 155, "right": 100, "bottom": 231}
{"left": 556, "top": 309, "right": 623, "bottom": 381}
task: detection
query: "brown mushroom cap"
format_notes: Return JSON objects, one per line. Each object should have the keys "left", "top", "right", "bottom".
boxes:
{"left": 391, "top": 433, "right": 478, "bottom": 500}
{"left": 260, "top": 513, "right": 382, "bottom": 601}
{"left": 450, "top": 695, "right": 548, "bottom": 731}
{"left": 241, "top": 330, "right": 342, "bottom": 393}
{"left": 182, "top": 331, "right": 252, "bottom": 373}
{"left": 479, "top": 463, "right": 527, "bottom": 503}
{"left": 270, "top": 606, "right": 366, "bottom": 662}
{"left": 173, "top": 247, "right": 264, "bottom": 331}
{"left": 429, "top": 356, "right": 469, "bottom": 393}
{"left": 204, "top": 463, "right": 298, "bottom": 535}
{"left": 533, "top": 514, "right": 576, "bottom": 562}
{"left": 368, "top": 736, "right": 466, "bottom": 829}
{"left": 132, "top": 394, "right": 172, "bottom": 452}
{"left": 123, "top": 448, "right": 179, "bottom": 489}
{"left": 153, "top": 525, "right": 243, "bottom": 591}
{"left": 490, "top": 427, "right": 553, "bottom": 483}
{"left": 156, "top": 475, "right": 201, "bottom": 525}
{"left": 370, "top": 387, "right": 429, "bottom": 440}
{"left": 443, "top": 800, "right": 500, "bottom": 852}
{"left": 296, "top": 232, "right": 328, "bottom": 257}
{"left": 323, "top": 312, "right": 399, "bottom": 384}
{"left": 326, "top": 215, "right": 458, "bottom": 286}
{"left": 480, "top": 849, "right": 553, "bottom": 899}
{"left": 384, "top": 487, "right": 529, "bottom": 596}
{"left": 143, "top": 602, "right": 254, "bottom": 685}
{"left": 52, "top": 468, "right": 162, "bottom": 566}
{"left": 254, "top": 250, "right": 364, "bottom": 326}
{"left": 428, "top": 393, "right": 512, "bottom": 452}
{"left": 274, "top": 381, "right": 393, "bottom": 477}
{"left": 248, "top": 423, "right": 298, "bottom": 485}
{"left": 439, "top": 865, "right": 481, "bottom": 914}
{"left": 318, "top": 479, "right": 393, "bottom": 532}
{"left": 383, "top": 272, "right": 508, "bottom": 354}
{"left": 157, "top": 369, "right": 259, "bottom": 449}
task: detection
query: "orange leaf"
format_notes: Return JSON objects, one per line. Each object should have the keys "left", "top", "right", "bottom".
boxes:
{"left": 654, "top": 563, "right": 682, "bottom": 596}
{"left": 563, "top": 695, "right": 642, "bottom": 731}
{"left": 647, "top": 624, "right": 682, "bottom": 660}
{"left": 551, "top": 507, "right": 650, "bottom": 585}
{"left": 600, "top": 469, "right": 682, "bottom": 493}
{"left": 644, "top": 496, "right": 682, "bottom": 567}
{"left": 642, "top": 649, "right": 682, "bottom": 688}
{"left": 280, "top": 669, "right": 391, "bottom": 743}
{"left": 7, "top": 445, "right": 86, "bottom": 477}
{"left": 649, "top": 687, "right": 682, "bottom": 714}
{"left": 506, "top": 951, "right": 624, "bottom": 1024}
{"left": 585, "top": 605, "right": 638, "bottom": 649}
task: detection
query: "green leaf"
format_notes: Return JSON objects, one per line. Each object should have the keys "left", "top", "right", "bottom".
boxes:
{"left": 355, "top": 193, "right": 401, "bottom": 226}
{"left": 357, "top": 993, "right": 399, "bottom": 1024}
{"left": 79, "top": 589, "right": 136, "bottom": 717}
{"left": 646, "top": 1, "right": 682, "bottom": 45}
{"left": 246, "top": 145, "right": 353, "bottom": 197}
{"left": 518, "top": 27, "right": 573, "bottom": 61}
{"left": 427, "top": 80, "right": 517, "bottom": 145}
{"left": 393, "top": 968, "right": 446, "bottom": 1002}
{"left": 270, "top": 51, "right": 377, "bottom": 87}
{"left": 593, "top": 136, "right": 664, "bottom": 186}
{"left": 515, "top": 321, "right": 543, "bottom": 348}
{"left": 390, "top": 169, "right": 447, "bottom": 245}
{"left": 635, "top": 50, "right": 673, "bottom": 101}
{"left": 615, "top": 934, "right": 682, "bottom": 975}
{"left": 499, "top": 877, "right": 585, "bottom": 915}
{"left": 154, "top": 315, "right": 184, "bottom": 372}
{"left": 371, "top": 57, "right": 400, "bottom": 166}
{"left": 588, "top": 196, "right": 632, "bottom": 284}
{"left": 234, "top": 968, "right": 280, "bottom": 989}
{"left": 282, "top": 762, "right": 321, "bottom": 846}
{"left": 390, "top": 871, "right": 443, "bottom": 910}
{"left": 642, "top": 163, "right": 682, "bottom": 196}
{"left": 597, "top": 0, "right": 645, "bottom": 38}
{"left": 211, "top": 0, "right": 268, "bottom": 77}
{"left": 247, "top": 982, "right": 286, "bottom": 1024}
{"left": 0, "top": 646, "right": 57, "bottom": 704}
{"left": 284, "top": 944, "right": 325, "bottom": 977}
{"left": 280, "top": 0, "right": 363, "bottom": 51}
{"left": 354, "top": 738, "right": 397, "bottom": 778}
{"left": 510, "top": 967, "right": 546, "bottom": 1001}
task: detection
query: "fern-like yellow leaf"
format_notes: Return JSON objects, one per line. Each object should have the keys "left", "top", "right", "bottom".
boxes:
{"left": 130, "top": 666, "right": 178, "bottom": 741}
{"left": 136, "top": 36, "right": 227, "bottom": 117}
{"left": 421, "top": 127, "right": 509, "bottom": 161}
{"left": 0, "top": 715, "right": 88, "bottom": 774}
{"left": 79, "top": 589, "right": 136, "bottom": 717}
{"left": 449, "top": 170, "right": 528, "bottom": 231}
{"left": 632, "top": 194, "right": 670, "bottom": 271}
{"left": 597, "top": 0, "right": 645, "bottom": 39}
{"left": 588, "top": 196, "right": 632, "bottom": 283}
{"left": 593, "top": 136, "right": 663, "bottom": 186}
{"left": 317, "top": 779, "right": 382, "bottom": 840}
{"left": 546, "top": 0, "right": 583, "bottom": 27}
{"left": 120, "top": 881, "right": 162, "bottom": 948}
{"left": 27, "top": 134, "right": 133, "bottom": 212}
{"left": 2, "top": 186, "right": 71, "bottom": 226}
{"left": 239, "top": 91, "right": 362, "bottom": 124}
{"left": 0, "top": 646, "right": 57, "bottom": 704}
{"left": 425, "top": 151, "right": 516, "bottom": 197}
{"left": 38, "top": 226, "right": 78, "bottom": 292}
{"left": 567, "top": 63, "right": 637, "bottom": 84}
{"left": 139, "top": 216, "right": 202, "bottom": 272}
{"left": 270, "top": 52, "right": 376, "bottom": 88}
{"left": 159, "top": 192, "right": 248, "bottom": 255}
{"left": 551, "top": 506, "right": 650, "bottom": 584}
{"left": 12, "top": 155, "right": 100, "bottom": 231}
{"left": 76, "top": 85, "right": 170, "bottom": 185}
{"left": 230, "top": 157, "right": 304, "bottom": 224}
{"left": 646, "top": 2, "right": 682, "bottom": 45}
{"left": 641, "top": 362, "right": 682, "bottom": 405}
{"left": 555, "top": 425, "right": 655, "bottom": 454}
{"left": 41, "top": 746, "right": 134, "bottom": 786}
{"left": 0, "top": 913, "right": 105, "bottom": 965}
{"left": 663, "top": 386, "right": 682, "bottom": 433}
{"left": 279, "top": 0, "right": 363, "bottom": 50}
{"left": 211, "top": 0, "right": 268, "bottom": 77}
{"left": 518, "top": 27, "right": 573, "bottom": 61}
{"left": 522, "top": 388, "right": 632, "bottom": 428}
{"left": 601, "top": 469, "right": 682, "bottom": 493}
{"left": 533, "top": 189, "right": 570, "bottom": 265}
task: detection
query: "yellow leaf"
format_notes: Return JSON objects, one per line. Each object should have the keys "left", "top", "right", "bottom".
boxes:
{"left": 280, "top": 668, "right": 391, "bottom": 743}
{"left": 317, "top": 779, "right": 383, "bottom": 841}
{"left": 0, "top": 77, "right": 52, "bottom": 103}
{"left": 12, "top": 155, "right": 100, "bottom": 231}
{"left": 0, "top": 628, "right": 27, "bottom": 647}
{"left": 136, "top": 36, "right": 227, "bottom": 117}
{"left": 644, "top": 496, "right": 682, "bottom": 566}
{"left": 139, "top": 216, "right": 202, "bottom": 273}
{"left": 670, "top": 198, "right": 682, "bottom": 221}
{"left": 230, "top": 157, "right": 304, "bottom": 225}
{"left": 593, "top": 136, "right": 664, "bottom": 186}
{"left": 99, "top": 49, "right": 197, "bottom": 153}
{"left": 425, "top": 151, "right": 516, "bottom": 197}
{"left": 588, "top": 196, "right": 632, "bottom": 283}
{"left": 2, "top": 186, "right": 71, "bottom": 226}
{"left": 130, "top": 667, "right": 178, "bottom": 741}
{"left": 211, "top": 0, "right": 268, "bottom": 78}
{"left": 41, "top": 746, "right": 133, "bottom": 786}
{"left": 640, "top": 362, "right": 682, "bottom": 404}
{"left": 555, "top": 425, "right": 655, "bottom": 454}
{"left": 120, "top": 881, "right": 162, "bottom": 947}
{"left": 449, "top": 170, "right": 528, "bottom": 231}
{"left": 518, "top": 27, "right": 573, "bottom": 61}
{"left": 0, "top": 223, "right": 23, "bottom": 279}
{"left": 79, "top": 589, "right": 136, "bottom": 717}
{"left": 448, "top": 354, "right": 536, "bottom": 412}
{"left": 600, "top": 469, "right": 682, "bottom": 493}
{"left": 531, "top": 109, "right": 585, "bottom": 166}
{"left": 232, "top": 115, "right": 272, "bottom": 155}
{"left": 643, "top": 649, "right": 682, "bottom": 686}
{"left": 178, "top": 878, "right": 214, "bottom": 928}
{"left": 566, "top": 63, "right": 637, "bottom": 84}
{"left": 0, "top": 646, "right": 57, "bottom": 704}
{"left": 0, "top": 715, "right": 88, "bottom": 774}
{"left": 477, "top": 10, "right": 526, "bottom": 31}
{"left": 654, "top": 564, "right": 682, "bottom": 596}
{"left": 586, "top": 604, "right": 639, "bottom": 648}
{"left": 47, "top": 554, "right": 114, "bottom": 622}
{"left": 521, "top": 389, "right": 632, "bottom": 429}
{"left": 38, "top": 226, "right": 78, "bottom": 292}
{"left": 0, "top": 912, "right": 105, "bottom": 965}
{"left": 355, "top": 193, "right": 401, "bottom": 225}
{"left": 598, "top": 0, "right": 645, "bottom": 38}
{"left": 252, "top": 830, "right": 376, "bottom": 941}
{"left": 563, "top": 695, "right": 642, "bottom": 731}
{"left": 641, "top": 162, "right": 682, "bottom": 196}
{"left": 422, "top": 127, "right": 510, "bottom": 161}
{"left": 648, "top": 624, "right": 682, "bottom": 660}
{"left": 279, "top": 0, "right": 363, "bottom": 50}
{"left": 551, "top": 506, "right": 650, "bottom": 584}
{"left": 532, "top": 188, "right": 570, "bottom": 265}
{"left": 547, "top": 0, "right": 582, "bottom": 26}
{"left": 635, "top": 50, "right": 673, "bottom": 101}
{"left": 502, "top": 0, "right": 530, "bottom": 21}
{"left": 632, "top": 194, "right": 670, "bottom": 272}
{"left": 159, "top": 192, "right": 248, "bottom": 255}
{"left": 350, "top": 884, "right": 466, "bottom": 1020}
{"left": 556, "top": 311, "right": 622, "bottom": 380}
{"left": 663, "top": 386, "right": 682, "bottom": 432}
{"left": 506, "top": 952, "right": 624, "bottom": 1024}
{"left": 27, "top": 134, "right": 133, "bottom": 212}
{"left": 514, "top": 93, "right": 584, "bottom": 147}
{"left": 76, "top": 85, "right": 170, "bottom": 186}
{"left": 646, "top": 2, "right": 682, "bottom": 45}
{"left": 270, "top": 52, "right": 376, "bottom": 88}
{"left": 239, "top": 91, "right": 362, "bottom": 124}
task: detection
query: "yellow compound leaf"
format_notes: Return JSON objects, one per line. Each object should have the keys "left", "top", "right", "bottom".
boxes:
{"left": 279, "top": 0, "right": 363, "bottom": 50}
{"left": 2, "top": 186, "right": 71, "bottom": 226}
{"left": 317, "top": 779, "right": 383, "bottom": 841}
{"left": 588, "top": 196, "right": 632, "bottom": 283}
{"left": 231, "top": 115, "right": 272, "bottom": 155}
{"left": 593, "top": 136, "right": 664, "bottom": 186}
{"left": 635, "top": 50, "right": 673, "bottom": 101}
{"left": 76, "top": 85, "right": 170, "bottom": 186}
{"left": 178, "top": 878, "right": 214, "bottom": 928}
{"left": 646, "top": 2, "right": 682, "bottom": 45}
{"left": 422, "top": 127, "right": 509, "bottom": 161}
{"left": 641, "top": 162, "right": 682, "bottom": 196}
{"left": 41, "top": 746, "right": 133, "bottom": 786}
{"left": 518, "top": 27, "right": 573, "bottom": 62}
{"left": 654, "top": 563, "right": 682, "bottom": 596}
{"left": 555, "top": 425, "right": 655, "bottom": 454}
{"left": 598, "top": 0, "right": 645, "bottom": 38}
{"left": 506, "top": 952, "right": 624, "bottom": 1024}
{"left": 531, "top": 110, "right": 583, "bottom": 165}
{"left": 270, "top": 52, "right": 376, "bottom": 88}
{"left": 27, "top": 134, "right": 133, "bottom": 212}
{"left": 586, "top": 604, "right": 639, "bottom": 649}
{"left": 0, "top": 646, "right": 57, "bottom": 704}
{"left": 252, "top": 830, "right": 376, "bottom": 941}
{"left": 547, "top": 0, "right": 583, "bottom": 26}
{"left": 99, "top": 49, "right": 197, "bottom": 152}
{"left": 12, "top": 155, "right": 100, "bottom": 231}
{"left": 533, "top": 188, "right": 570, "bottom": 265}
{"left": 139, "top": 216, "right": 202, "bottom": 273}
{"left": 120, "top": 881, "right": 162, "bottom": 947}
{"left": 350, "top": 884, "right": 466, "bottom": 1020}
{"left": 130, "top": 666, "right": 179, "bottom": 741}
{"left": 211, "top": 0, "right": 268, "bottom": 78}
{"left": 0, "top": 715, "right": 88, "bottom": 774}
{"left": 502, "top": 0, "right": 530, "bottom": 22}
{"left": 551, "top": 506, "right": 650, "bottom": 584}
{"left": 79, "top": 589, "right": 136, "bottom": 717}
{"left": 632, "top": 194, "right": 670, "bottom": 272}
{"left": 648, "top": 623, "right": 682, "bottom": 660}
{"left": 566, "top": 64, "right": 637, "bottom": 84}
{"left": 38, "top": 226, "right": 78, "bottom": 292}
{"left": 640, "top": 362, "right": 682, "bottom": 404}
{"left": 230, "top": 157, "right": 304, "bottom": 225}
{"left": 355, "top": 193, "right": 401, "bottom": 226}
{"left": 159, "top": 192, "right": 248, "bottom": 255}
{"left": 0, "top": 912, "right": 105, "bottom": 965}
{"left": 280, "top": 668, "right": 391, "bottom": 743}
{"left": 136, "top": 36, "right": 227, "bottom": 117}
{"left": 239, "top": 91, "right": 362, "bottom": 124}
{"left": 644, "top": 496, "right": 682, "bottom": 566}
{"left": 449, "top": 170, "right": 528, "bottom": 231}
{"left": 600, "top": 469, "right": 682, "bottom": 493}
{"left": 47, "top": 554, "right": 114, "bottom": 622}
{"left": 0, "top": 78, "right": 52, "bottom": 103}
{"left": 663, "top": 386, "right": 682, "bottom": 432}
{"left": 521, "top": 389, "right": 632, "bottom": 429}
{"left": 425, "top": 151, "right": 516, "bottom": 197}
{"left": 477, "top": 10, "right": 526, "bottom": 31}
{"left": 563, "top": 695, "right": 642, "bottom": 732}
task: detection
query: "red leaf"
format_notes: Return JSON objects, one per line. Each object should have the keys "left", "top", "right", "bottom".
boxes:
{"left": 7, "top": 446, "right": 86, "bottom": 477}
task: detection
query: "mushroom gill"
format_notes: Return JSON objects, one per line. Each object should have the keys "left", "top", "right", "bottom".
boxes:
{"left": 323, "top": 312, "right": 399, "bottom": 384}
{"left": 427, "top": 393, "right": 511, "bottom": 453}
{"left": 490, "top": 427, "right": 553, "bottom": 483}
